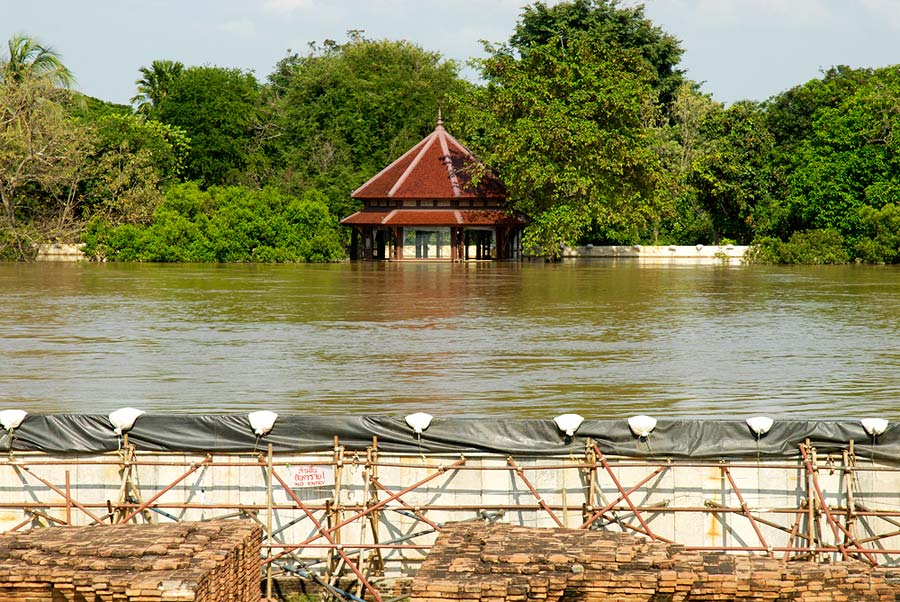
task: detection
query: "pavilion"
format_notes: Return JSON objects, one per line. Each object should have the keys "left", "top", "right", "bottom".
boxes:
{"left": 341, "top": 115, "right": 527, "bottom": 261}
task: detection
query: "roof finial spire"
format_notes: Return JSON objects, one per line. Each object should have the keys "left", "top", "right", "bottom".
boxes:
{"left": 437, "top": 108, "right": 443, "bottom": 128}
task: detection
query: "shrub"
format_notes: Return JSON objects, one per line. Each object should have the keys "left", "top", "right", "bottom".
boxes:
{"left": 82, "top": 183, "right": 346, "bottom": 263}
{"left": 855, "top": 204, "right": 900, "bottom": 264}
{"left": 747, "top": 229, "right": 849, "bottom": 264}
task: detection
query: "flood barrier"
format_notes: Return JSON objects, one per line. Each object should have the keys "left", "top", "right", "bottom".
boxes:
{"left": 1, "top": 414, "right": 899, "bottom": 600}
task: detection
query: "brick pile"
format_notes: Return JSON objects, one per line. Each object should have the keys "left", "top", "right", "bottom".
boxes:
{"left": 411, "top": 522, "right": 900, "bottom": 602}
{"left": 0, "top": 519, "right": 261, "bottom": 602}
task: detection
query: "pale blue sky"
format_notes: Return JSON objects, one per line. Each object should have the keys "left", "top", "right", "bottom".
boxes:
{"left": 2, "top": 0, "right": 899, "bottom": 106}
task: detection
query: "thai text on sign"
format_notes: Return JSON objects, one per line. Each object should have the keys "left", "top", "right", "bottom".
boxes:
{"left": 288, "top": 464, "right": 335, "bottom": 488}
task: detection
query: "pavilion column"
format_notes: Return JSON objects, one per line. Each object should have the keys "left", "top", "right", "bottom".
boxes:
{"left": 496, "top": 227, "right": 506, "bottom": 260}
{"left": 363, "top": 227, "right": 372, "bottom": 260}
{"left": 350, "top": 228, "right": 359, "bottom": 260}
{"left": 394, "top": 227, "right": 402, "bottom": 260}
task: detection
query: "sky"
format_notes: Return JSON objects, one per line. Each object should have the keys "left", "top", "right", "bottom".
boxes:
{"left": 1, "top": 0, "right": 899, "bottom": 107}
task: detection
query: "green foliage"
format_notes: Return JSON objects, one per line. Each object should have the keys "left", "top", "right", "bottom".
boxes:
{"left": 1, "top": 33, "right": 74, "bottom": 88}
{"left": 855, "top": 203, "right": 900, "bottom": 263}
{"left": 82, "top": 183, "right": 345, "bottom": 263}
{"left": 0, "top": 74, "right": 93, "bottom": 239}
{"left": 454, "top": 32, "right": 661, "bottom": 256}
{"left": 7, "top": 27, "right": 900, "bottom": 267}
{"left": 688, "top": 101, "right": 780, "bottom": 244}
{"left": 81, "top": 114, "right": 190, "bottom": 224}
{"left": 131, "top": 59, "right": 184, "bottom": 116}
{"left": 154, "top": 66, "right": 260, "bottom": 187}
{"left": 774, "top": 66, "right": 900, "bottom": 243}
{"left": 651, "top": 82, "right": 722, "bottom": 244}
{"left": 61, "top": 92, "right": 132, "bottom": 120}
{"left": 272, "top": 35, "right": 467, "bottom": 217}
{"left": 747, "top": 229, "right": 849, "bottom": 265}
{"left": 523, "top": 205, "right": 591, "bottom": 259}
{"left": 511, "top": 0, "right": 685, "bottom": 111}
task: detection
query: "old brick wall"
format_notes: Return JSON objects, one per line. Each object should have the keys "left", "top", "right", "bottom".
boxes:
{"left": 412, "top": 522, "right": 900, "bottom": 602}
{"left": 0, "top": 520, "right": 261, "bottom": 602}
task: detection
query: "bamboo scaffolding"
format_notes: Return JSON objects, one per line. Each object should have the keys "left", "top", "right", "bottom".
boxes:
{"left": 6, "top": 439, "right": 900, "bottom": 600}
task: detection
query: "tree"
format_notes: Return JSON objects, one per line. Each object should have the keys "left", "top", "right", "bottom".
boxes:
{"left": 272, "top": 35, "right": 467, "bottom": 218}
{"left": 83, "top": 114, "right": 190, "bottom": 224}
{"left": 154, "top": 66, "right": 260, "bottom": 186}
{"left": 1, "top": 33, "right": 74, "bottom": 87}
{"left": 651, "top": 82, "right": 721, "bottom": 243}
{"left": 130, "top": 59, "right": 184, "bottom": 116}
{"left": 688, "top": 102, "right": 778, "bottom": 244}
{"left": 454, "top": 35, "right": 661, "bottom": 257}
{"left": 510, "top": 0, "right": 685, "bottom": 112}
{"left": 0, "top": 76, "right": 92, "bottom": 251}
{"left": 776, "top": 66, "right": 900, "bottom": 245}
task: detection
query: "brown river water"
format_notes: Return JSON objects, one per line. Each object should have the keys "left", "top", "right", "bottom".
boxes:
{"left": 1, "top": 261, "right": 899, "bottom": 418}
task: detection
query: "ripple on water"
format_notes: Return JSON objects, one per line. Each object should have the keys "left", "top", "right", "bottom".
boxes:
{"left": 1, "top": 262, "right": 899, "bottom": 417}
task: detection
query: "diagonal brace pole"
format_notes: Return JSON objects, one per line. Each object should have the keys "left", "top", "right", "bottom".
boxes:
{"left": 799, "top": 443, "right": 878, "bottom": 566}
{"left": 268, "top": 464, "right": 384, "bottom": 602}
{"left": 721, "top": 465, "right": 771, "bottom": 555}
{"left": 579, "top": 464, "right": 668, "bottom": 529}
{"left": 297, "top": 456, "right": 466, "bottom": 548}
{"left": 507, "top": 456, "right": 564, "bottom": 527}
{"left": 591, "top": 443, "right": 661, "bottom": 541}
{"left": 14, "top": 464, "right": 104, "bottom": 524}
{"left": 120, "top": 456, "right": 212, "bottom": 524}
{"left": 370, "top": 477, "right": 441, "bottom": 531}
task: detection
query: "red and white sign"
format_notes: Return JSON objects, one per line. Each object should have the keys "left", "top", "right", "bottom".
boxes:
{"left": 288, "top": 464, "right": 334, "bottom": 488}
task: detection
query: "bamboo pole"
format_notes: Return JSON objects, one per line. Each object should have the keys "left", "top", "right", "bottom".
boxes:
{"left": 266, "top": 443, "right": 274, "bottom": 602}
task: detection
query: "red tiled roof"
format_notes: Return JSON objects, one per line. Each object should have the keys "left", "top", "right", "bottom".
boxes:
{"left": 341, "top": 209, "right": 527, "bottom": 227}
{"left": 384, "top": 210, "right": 459, "bottom": 226}
{"left": 340, "top": 210, "right": 392, "bottom": 225}
{"left": 460, "top": 210, "right": 528, "bottom": 226}
{"left": 353, "top": 118, "right": 507, "bottom": 200}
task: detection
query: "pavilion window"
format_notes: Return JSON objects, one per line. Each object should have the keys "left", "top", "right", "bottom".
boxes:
{"left": 404, "top": 228, "right": 451, "bottom": 259}
{"left": 464, "top": 229, "right": 495, "bottom": 260}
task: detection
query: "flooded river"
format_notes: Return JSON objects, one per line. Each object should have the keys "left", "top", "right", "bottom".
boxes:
{"left": 1, "top": 261, "right": 899, "bottom": 418}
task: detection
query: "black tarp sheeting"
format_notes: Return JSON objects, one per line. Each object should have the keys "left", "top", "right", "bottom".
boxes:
{"left": 3, "top": 414, "right": 899, "bottom": 460}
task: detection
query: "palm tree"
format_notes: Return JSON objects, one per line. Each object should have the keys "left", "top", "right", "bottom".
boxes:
{"left": 0, "top": 33, "right": 74, "bottom": 87}
{"left": 131, "top": 59, "right": 184, "bottom": 115}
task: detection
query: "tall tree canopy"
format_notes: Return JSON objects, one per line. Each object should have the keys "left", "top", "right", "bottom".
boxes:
{"left": 510, "top": 0, "right": 684, "bottom": 111}
{"left": 0, "top": 35, "right": 88, "bottom": 253}
{"left": 271, "top": 35, "right": 468, "bottom": 218}
{"left": 0, "top": 33, "right": 74, "bottom": 87}
{"left": 131, "top": 59, "right": 184, "bottom": 116}
{"left": 774, "top": 66, "right": 900, "bottom": 245}
{"left": 154, "top": 66, "right": 260, "bottom": 187}
{"left": 454, "top": 1, "right": 671, "bottom": 255}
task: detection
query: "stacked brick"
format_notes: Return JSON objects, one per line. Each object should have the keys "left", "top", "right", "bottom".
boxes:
{"left": 0, "top": 519, "right": 261, "bottom": 602}
{"left": 411, "top": 522, "right": 900, "bottom": 602}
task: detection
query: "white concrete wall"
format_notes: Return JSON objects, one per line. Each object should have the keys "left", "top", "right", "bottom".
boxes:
{"left": 561, "top": 244, "right": 749, "bottom": 265}
{"left": 35, "top": 243, "right": 86, "bottom": 262}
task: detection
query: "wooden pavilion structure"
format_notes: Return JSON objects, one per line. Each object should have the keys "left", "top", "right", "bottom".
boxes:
{"left": 341, "top": 116, "right": 526, "bottom": 261}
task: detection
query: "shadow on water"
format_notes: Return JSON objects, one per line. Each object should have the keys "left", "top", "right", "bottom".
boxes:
{"left": 1, "top": 261, "right": 899, "bottom": 418}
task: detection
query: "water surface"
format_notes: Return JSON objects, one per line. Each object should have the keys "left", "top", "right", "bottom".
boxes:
{"left": 1, "top": 261, "right": 898, "bottom": 418}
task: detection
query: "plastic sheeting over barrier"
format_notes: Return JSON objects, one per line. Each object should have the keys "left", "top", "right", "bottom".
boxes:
{"left": 3, "top": 414, "right": 898, "bottom": 459}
